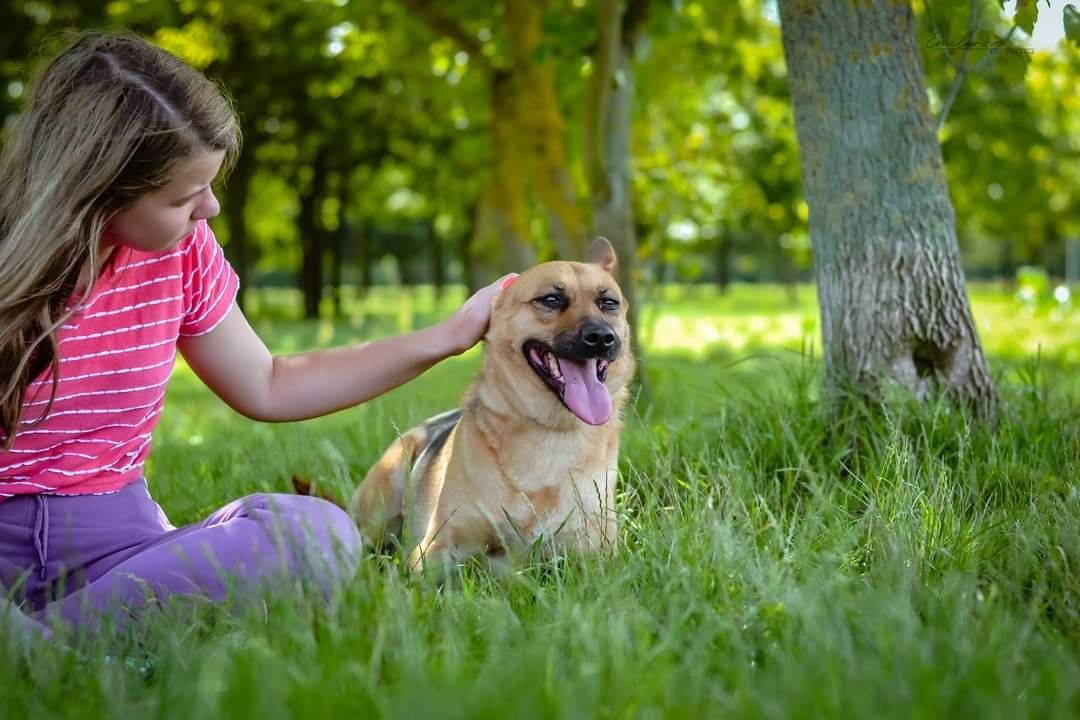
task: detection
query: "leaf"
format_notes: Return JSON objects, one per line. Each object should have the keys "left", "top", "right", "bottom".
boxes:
{"left": 1014, "top": 0, "right": 1038, "bottom": 35}
{"left": 1065, "top": 4, "right": 1080, "bottom": 47}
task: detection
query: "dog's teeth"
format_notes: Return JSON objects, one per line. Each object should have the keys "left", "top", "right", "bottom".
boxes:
{"left": 547, "top": 353, "right": 561, "bottom": 378}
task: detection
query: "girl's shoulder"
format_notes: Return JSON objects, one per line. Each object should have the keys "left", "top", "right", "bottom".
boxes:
{"left": 105, "top": 221, "right": 236, "bottom": 336}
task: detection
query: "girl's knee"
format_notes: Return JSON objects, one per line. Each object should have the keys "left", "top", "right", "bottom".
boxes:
{"left": 308, "top": 497, "right": 362, "bottom": 555}
{"left": 264, "top": 494, "right": 362, "bottom": 556}
{"left": 211, "top": 492, "right": 362, "bottom": 589}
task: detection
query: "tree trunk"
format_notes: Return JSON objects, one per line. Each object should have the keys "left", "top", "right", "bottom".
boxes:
{"left": 298, "top": 151, "right": 330, "bottom": 320}
{"left": 1045, "top": 226, "right": 1062, "bottom": 278}
{"left": 402, "top": 1, "right": 533, "bottom": 280}
{"left": 331, "top": 178, "right": 354, "bottom": 318}
{"left": 470, "top": 70, "right": 534, "bottom": 285}
{"left": 774, "top": 236, "right": 797, "bottom": 306}
{"left": 466, "top": 70, "right": 533, "bottom": 289}
{"left": 471, "top": 183, "right": 510, "bottom": 289}
{"left": 396, "top": 238, "right": 417, "bottom": 286}
{"left": 429, "top": 221, "right": 446, "bottom": 302}
{"left": 999, "top": 236, "right": 1016, "bottom": 294}
{"left": 716, "top": 233, "right": 732, "bottom": 293}
{"left": 460, "top": 213, "right": 480, "bottom": 295}
{"left": 222, "top": 153, "right": 254, "bottom": 312}
{"left": 330, "top": 222, "right": 346, "bottom": 319}
{"left": 1066, "top": 239, "right": 1080, "bottom": 287}
{"left": 585, "top": 0, "right": 649, "bottom": 390}
{"left": 491, "top": 70, "right": 535, "bottom": 273}
{"left": 778, "top": 0, "right": 996, "bottom": 415}
{"left": 506, "top": 0, "right": 586, "bottom": 261}
{"left": 356, "top": 222, "right": 373, "bottom": 300}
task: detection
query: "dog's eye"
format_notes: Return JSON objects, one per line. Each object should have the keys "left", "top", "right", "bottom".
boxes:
{"left": 599, "top": 297, "right": 620, "bottom": 312}
{"left": 535, "top": 293, "right": 567, "bottom": 310}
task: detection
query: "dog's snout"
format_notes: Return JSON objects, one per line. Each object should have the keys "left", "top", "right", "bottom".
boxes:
{"left": 552, "top": 320, "right": 622, "bottom": 362}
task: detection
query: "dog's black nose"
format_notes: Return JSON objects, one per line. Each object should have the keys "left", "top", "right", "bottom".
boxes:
{"left": 581, "top": 322, "right": 617, "bottom": 351}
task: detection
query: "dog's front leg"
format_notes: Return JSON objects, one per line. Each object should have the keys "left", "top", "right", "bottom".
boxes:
{"left": 407, "top": 538, "right": 454, "bottom": 575}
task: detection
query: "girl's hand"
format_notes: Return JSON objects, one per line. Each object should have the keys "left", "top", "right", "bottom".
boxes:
{"left": 438, "top": 273, "right": 519, "bottom": 356}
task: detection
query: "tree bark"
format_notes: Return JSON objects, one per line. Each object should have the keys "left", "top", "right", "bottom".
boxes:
{"left": 777, "top": 0, "right": 996, "bottom": 415}
{"left": 488, "top": 70, "right": 533, "bottom": 278}
{"left": 774, "top": 236, "right": 798, "bottom": 306}
{"left": 716, "top": 233, "right": 732, "bottom": 293}
{"left": 298, "top": 150, "right": 330, "bottom": 320}
{"left": 428, "top": 221, "right": 446, "bottom": 302}
{"left": 506, "top": 0, "right": 587, "bottom": 260}
{"left": 483, "top": 70, "right": 535, "bottom": 276}
{"left": 585, "top": 0, "right": 649, "bottom": 387}
{"left": 356, "top": 221, "right": 372, "bottom": 300}
{"left": 222, "top": 152, "right": 254, "bottom": 312}
{"left": 330, "top": 220, "right": 347, "bottom": 319}
{"left": 403, "top": 1, "right": 534, "bottom": 279}
{"left": 459, "top": 209, "right": 480, "bottom": 294}
{"left": 999, "top": 237, "right": 1016, "bottom": 294}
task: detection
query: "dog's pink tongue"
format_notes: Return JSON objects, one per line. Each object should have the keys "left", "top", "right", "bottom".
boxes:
{"left": 557, "top": 357, "right": 612, "bottom": 425}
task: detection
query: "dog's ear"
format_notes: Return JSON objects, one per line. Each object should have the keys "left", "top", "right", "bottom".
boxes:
{"left": 586, "top": 237, "right": 618, "bottom": 276}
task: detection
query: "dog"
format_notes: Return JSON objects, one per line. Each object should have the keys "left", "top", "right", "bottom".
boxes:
{"left": 348, "top": 237, "right": 635, "bottom": 573}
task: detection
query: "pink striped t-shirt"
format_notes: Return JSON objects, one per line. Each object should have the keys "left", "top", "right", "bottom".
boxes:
{"left": 0, "top": 220, "right": 238, "bottom": 500}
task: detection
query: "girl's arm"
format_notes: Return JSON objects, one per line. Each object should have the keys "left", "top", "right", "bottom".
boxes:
{"left": 177, "top": 274, "right": 516, "bottom": 422}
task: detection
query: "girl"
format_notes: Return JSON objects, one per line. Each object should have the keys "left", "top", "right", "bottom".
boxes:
{"left": 0, "top": 31, "right": 515, "bottom": 642}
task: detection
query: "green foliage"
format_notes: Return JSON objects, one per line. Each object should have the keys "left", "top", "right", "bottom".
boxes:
{"left": 1, "top": 0, "right": 1075, "bottom": 292}
{"left": 921, "top": 1, "right": 1080, "bottom": 276}
{"left": 1010, "top": 0, "right": 1039, "bottom": 35}
{"left": 631, "top": 1, "right": 809, "bottom": 284}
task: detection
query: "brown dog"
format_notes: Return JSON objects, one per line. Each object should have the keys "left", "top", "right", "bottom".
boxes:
{"left": 349, "top": 237, "right": 635, "bottom": 573}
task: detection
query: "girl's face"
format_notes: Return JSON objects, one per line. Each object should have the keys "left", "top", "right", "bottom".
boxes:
{"left": 105, "top": 150, "right": 225, "bottom": 253}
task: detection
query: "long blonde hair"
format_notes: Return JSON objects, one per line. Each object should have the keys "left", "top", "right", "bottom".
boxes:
{"left": 0, "top": 31, "right": 240, "bottom": 449}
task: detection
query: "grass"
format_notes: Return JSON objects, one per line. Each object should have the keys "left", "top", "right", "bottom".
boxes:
{"left": 3, "top": 283, "right": 1079, "bottom": 718}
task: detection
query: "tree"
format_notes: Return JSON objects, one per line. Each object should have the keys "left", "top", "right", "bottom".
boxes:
{"left": 585, "top": 0, "right": 649, "bottom": 371}
{"left": 777, "top": 0, "right": 996, "bottom": 415}
{"left": 402, "top": 0, "right": 536, "bottom": 282}
{"left": 505, "top": 0, "right": 587, "bottom": 261}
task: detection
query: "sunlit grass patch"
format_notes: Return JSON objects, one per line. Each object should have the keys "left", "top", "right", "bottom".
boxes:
{"left": 634, "top": 282, "right": 1077, "bottom": 360}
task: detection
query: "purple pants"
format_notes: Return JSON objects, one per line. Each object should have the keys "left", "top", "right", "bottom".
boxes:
{"left": 0, "top": 479, "right": 361, "bottom": 639}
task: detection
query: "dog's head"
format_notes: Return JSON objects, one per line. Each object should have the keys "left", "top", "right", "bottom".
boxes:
{"left": 484, "top": 237, "right": 635, "bottom": 427}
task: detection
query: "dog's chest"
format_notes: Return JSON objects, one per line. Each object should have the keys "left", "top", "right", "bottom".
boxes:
{"left": 504, "top": 454, "right": 616, "bottom": 545}
{"left": 457, "top": 414, "right": 621, "bottom": 552}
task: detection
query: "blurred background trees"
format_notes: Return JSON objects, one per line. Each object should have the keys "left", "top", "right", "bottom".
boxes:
{"left": 1, "top": 0, "right": 1076, "bottom": 323}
